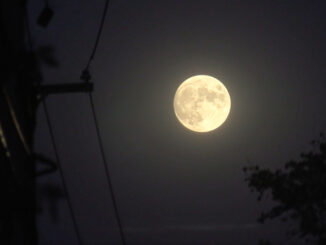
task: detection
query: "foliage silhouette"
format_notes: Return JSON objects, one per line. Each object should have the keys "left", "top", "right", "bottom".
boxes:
{"left": 244, "top": 133, "right": 326, "bottom": 245}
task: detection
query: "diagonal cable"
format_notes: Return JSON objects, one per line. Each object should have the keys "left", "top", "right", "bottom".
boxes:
{"left": 81, "top": 0, "right": 128, "bottom": 244}
{"left": 86, "top": 0, "right": 111, "bottom": 69}
{"left": 88, "top": 92, "right": 127, "bottom": 245}
{"left": 42, "top": 99, "right": 84, "bottom": 245}
{"left": 24, "top": 2, "right": 83, "bottom": 243}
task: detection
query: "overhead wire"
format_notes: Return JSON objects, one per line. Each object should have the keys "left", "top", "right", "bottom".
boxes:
{"left": 85, "top": 0, "right": 111, "bottom": 70}
{"left": 24, "top": 2, "right": 83, "bottom": 244}
{"left": 42, "top": 100, "right": 84, "bottom": 245}
{"left": 88, "top": 93, "right": 128, "bottom": 245}
{"left": 81, "top": 0, "right": 128, "bottom": 244}
{"left": 26, "top": 0, "right": 127, "bottom": 243}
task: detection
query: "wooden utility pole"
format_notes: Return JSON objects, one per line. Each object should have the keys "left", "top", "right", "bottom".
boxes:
{"left": 0, "top": 1, "right": 94, "bottom": 244}
{"left": 0, "top": 0, "right": 38, "bottom": 244}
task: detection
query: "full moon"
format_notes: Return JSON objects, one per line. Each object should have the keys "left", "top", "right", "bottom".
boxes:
{"left": 174, "top": 75, "right": 231, "bottom": 132}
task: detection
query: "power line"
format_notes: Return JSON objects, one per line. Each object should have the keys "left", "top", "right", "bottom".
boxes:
{"left": 24, "top": 2, "right": 83, "bottom": 243}
{"left": 86, "top": 0, "right": 111, "bottom": 69}
{"left": 81, "top": 0, "right": 127, "bottom": 244}
{"left": 88, "top": 93, "right": 127, "bottom": 245}
{"left": 42, "top": 100, "right": 84, "bottom": 245}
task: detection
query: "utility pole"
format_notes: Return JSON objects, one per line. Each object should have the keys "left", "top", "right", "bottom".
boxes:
{"left": 0, "top": 0, "right": 38, "bottom": 243}
{"left": 0, "top": 1, "right": 93, "bottom": 244}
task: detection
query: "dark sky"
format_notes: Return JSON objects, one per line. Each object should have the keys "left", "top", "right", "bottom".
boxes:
{"left": 29, "top": 0, "right": 326, "bottom": 244}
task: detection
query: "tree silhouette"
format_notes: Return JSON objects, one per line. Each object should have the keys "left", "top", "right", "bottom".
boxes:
{"left": 244, "top": 133, "right": 326, "bottom": 245}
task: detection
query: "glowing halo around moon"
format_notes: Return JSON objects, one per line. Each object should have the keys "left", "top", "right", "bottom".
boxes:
{"left": 173, "top": 75, "right": 231, "bottom": 133}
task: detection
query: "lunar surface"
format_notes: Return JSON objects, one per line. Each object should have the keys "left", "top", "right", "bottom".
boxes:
{"left": 174, "top": 75, "right": 231, "bottom": 132}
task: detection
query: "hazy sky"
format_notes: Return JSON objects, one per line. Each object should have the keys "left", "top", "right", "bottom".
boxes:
{"left": 29, "top": 0, "right": 326, "bottom": 244}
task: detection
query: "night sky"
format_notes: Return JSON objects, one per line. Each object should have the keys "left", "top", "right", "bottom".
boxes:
{"left": 28, "top": 0, "right": 326, "bottom": 244}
